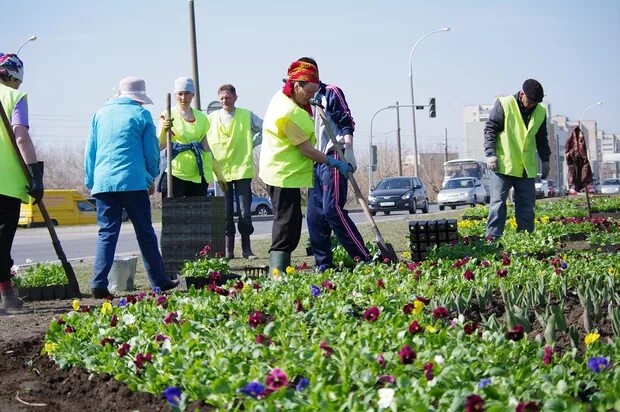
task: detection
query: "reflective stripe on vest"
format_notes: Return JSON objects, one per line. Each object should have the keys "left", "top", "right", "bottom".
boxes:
{"left": 259, "top": 92, "right": 315, "bottom": 188}
{"left": 0, "top": 84, "right": 29, "bottom": 202}
{"left": 207, "top": 108, "right": 255, "bottom": 181}
{"left": 497, "top": 95, "right": 546, "bottom": 178}
{"left": 167, "top": 107, "right": 213, "bottom": 183}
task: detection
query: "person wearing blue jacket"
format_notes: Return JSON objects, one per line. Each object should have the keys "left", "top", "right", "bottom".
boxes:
{"left": 298, "top": 58, "right": 372, "bottom": 269}
{"left": 84, "top": 76, "right": 178, "bottom": 298}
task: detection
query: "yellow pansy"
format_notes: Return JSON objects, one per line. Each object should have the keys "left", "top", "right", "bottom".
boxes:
{"left": 286, "top": 266, "right": 296, "bottom": 275}
{"left": 44, "top": 342, "right": 57, "bottom": 354}
{"left": 72, "top": 299, "right": 81, "bottom": 311}
{"left": 101, "top": 301, "right": 112, "bottom": 315}
{"left": 413, "top": 300, "right": 425, "bottom": 314}
{"left": 609, "top": 267, "right": 616, "bottom": 275}
{"left": 426, "top": 325, "right": 437, "bottom": 333}
{"left": 540, "top": 216, "right": 550, "bottom": 224}
{"left": 272, "top": 268, "right": 280, "bottom": 277}
{"left": 402, "top": 251, "right": 411, "bottom": 260}
{"left": 584, "top": 332, "right": 600, "bottom": 346}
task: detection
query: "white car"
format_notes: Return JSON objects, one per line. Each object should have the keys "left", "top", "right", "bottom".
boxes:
{"left": 535, "top": 176, "right": 549, "bottom": 198}
{"left": 600, "top": 178, "right": 620, "bottom": 194}
{"left": 437, "top": 177, "right": 487, "bottom": 210}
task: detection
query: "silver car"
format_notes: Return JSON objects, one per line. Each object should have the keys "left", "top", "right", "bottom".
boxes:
{"left": 600, "top": 178, "right": 620, "bottom": 195}
{"left": 437, "top": 177, "right": 487, "bottom": 210}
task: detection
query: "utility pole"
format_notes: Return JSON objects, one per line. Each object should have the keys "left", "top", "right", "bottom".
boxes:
{"left": 444, "top": 128, "right": 448, "bottom": 162}
{"left": 189, "top": 0, "right": 201, "bottom": 110}
{"left": 395, "top": 101, "right": 403, "bottom": 176}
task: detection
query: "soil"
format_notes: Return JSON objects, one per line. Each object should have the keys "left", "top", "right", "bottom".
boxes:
{"left": 0, "top": 299, "right": 169, "bottom": 412}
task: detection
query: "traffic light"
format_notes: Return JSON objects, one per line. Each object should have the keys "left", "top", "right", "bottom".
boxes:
{"left": 371, "top": 145, "right": 378, "bottom": 171}
{"left": 429, "top": 98, "right": 436, "bottom": 118}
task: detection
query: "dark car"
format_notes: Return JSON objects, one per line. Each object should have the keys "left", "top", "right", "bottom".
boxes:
{"left": 207, "top": 189, "right": 273, "bottom": 216}
{"left": 368, "top": 176, "right": 429, "bottom": 216}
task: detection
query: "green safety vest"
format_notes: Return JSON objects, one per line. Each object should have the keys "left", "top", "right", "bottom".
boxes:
{"left": 259, "top": 92, "right": 315, "bottom": 188}
{"left": 164, "top": 107, "right": 213, "bottom": 183}
{"left": 207, "top": 108, "right": 255, "bottom": 181}
{"left": 0, "top": 84, "right": 29, "bottom": 202}
{"left": 496, "top": 95, "right": 546, "bottom": 178}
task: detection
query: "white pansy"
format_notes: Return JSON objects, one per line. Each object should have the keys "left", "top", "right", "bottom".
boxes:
{"left": 122, "top": 313, "right": 136, "bottom": 325}
{"left": 434, "top": 354, "right": 445, "bottom": 364}
{"left": 161, "top": 339, "right": 172, "bottom": 352}
{"left": 378, "top": 388, "right": 395, "bottom": 409}
{"left": 427, "top": 378, "right": 437, "bottom": 387}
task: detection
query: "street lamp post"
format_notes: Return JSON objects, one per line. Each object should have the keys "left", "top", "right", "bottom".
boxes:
{"left": 580, "top": 100, "right": 602, "bottom": 123}
{"left": 369, "top": 104, "right": 416, "bottom": 192}
{"left": 16, "top": 35, "right": 37, "bottom": 55}
{"left": 409, "top": 27, "right": 450, "bottom": 177}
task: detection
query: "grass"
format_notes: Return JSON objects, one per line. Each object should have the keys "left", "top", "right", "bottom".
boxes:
{"left": 69, "top": 208, "right": 467, "bottom": 297}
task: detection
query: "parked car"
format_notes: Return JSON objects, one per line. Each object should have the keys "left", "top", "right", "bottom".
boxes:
{"left": 535, "top": 175, "right": 549, "bottom": 198}
{"left": 87, "top": 197, "right": 130, "bottom": 222}
{"left": 546, "top": 179, "right": 559, "bottom": 197}
{"left": 367, "top": 176, "right": 429, "bottom": 216}
{"left": 437, "top": 177, "right": 487, "bottom": 210}
{"left": 600, "top": 178, "right": 620, "bottom": 194}
{"left": 207, "top": 189, "right": 273, "bottom": 216}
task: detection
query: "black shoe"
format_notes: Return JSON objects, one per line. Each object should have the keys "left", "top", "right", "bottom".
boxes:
{"left": 160, "top": 279, "right": 179, "bottom": 292}
{"left": 92, "top": 287, "right": 112, "bottom": 299}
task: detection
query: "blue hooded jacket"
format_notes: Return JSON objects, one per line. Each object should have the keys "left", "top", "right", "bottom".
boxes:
{"left": 84, "top": 97, "right": 160, "bottom": 194}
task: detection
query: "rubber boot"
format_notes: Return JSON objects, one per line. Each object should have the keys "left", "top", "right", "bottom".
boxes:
{"left": 269, "top": 251, "right": 291, "bottom": 276}
{"left": 225, "top": 235, "right": 235, "bottom": 259}
{"left": 1, "top": 287, "right": 23, "bottom": 310}
{"left": 241, "top": 235, "right": 257, "bottom": 260}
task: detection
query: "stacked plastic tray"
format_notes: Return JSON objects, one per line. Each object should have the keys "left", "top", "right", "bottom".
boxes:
{"left": 408, "top": 219, "right": 458, "bottom": 261}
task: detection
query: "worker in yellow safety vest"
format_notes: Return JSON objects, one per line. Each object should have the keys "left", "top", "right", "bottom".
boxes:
{"left": 259, "top": 60, "right": 351, "bottom": 275}
{"left": 207, "top": 84, "right": 263, "bottom": 260}
{"left": 0, "top": 53, "right": 43, "bottom": 309}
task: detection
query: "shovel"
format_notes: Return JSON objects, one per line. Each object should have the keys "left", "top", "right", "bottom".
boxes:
{"left": 310, "top": 99, "right": 398, "bottom": 262}
{"left": 0, "top": 100, "right": 81, "bottom": 297}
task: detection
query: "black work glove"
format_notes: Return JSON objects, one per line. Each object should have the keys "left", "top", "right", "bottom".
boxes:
{"left": 26, "top": 161, "right": 44, "bottom": 205}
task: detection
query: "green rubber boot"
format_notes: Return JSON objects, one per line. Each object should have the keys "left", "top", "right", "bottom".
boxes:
{"left": 269, "top": 251, "right": 291, "bottom": 276}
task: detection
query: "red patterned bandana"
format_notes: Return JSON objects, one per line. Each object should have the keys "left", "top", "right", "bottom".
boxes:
{"left": 282, "top": 61, "right": 319, "bottom": 116}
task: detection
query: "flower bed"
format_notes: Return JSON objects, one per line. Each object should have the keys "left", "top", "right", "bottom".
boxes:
{"left": 44, "top": 247, "right": 620, "bottom": 410}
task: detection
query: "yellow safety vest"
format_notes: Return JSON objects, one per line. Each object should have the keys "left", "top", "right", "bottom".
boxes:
{"left": 0, "top": 84, "right": 29, "bottom": 202}
{"left": 259, "top": 92, "right": 315, "bottom": 188}
{"left": 161, "top": 107, "right": 213, "bottom": 183}
{"left": 207, "top": 108, "right": 255, "bottom": 181}
{"left": 497, "top": 95, "right": 546, "bottom": 178}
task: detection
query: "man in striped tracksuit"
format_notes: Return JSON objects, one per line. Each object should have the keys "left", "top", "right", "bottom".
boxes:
{"left": 299, "top": 58, "right": 372, "bottom": 269}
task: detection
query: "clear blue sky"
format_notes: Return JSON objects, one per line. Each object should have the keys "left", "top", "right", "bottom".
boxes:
{"left": 4, "top": 0, "right": 619, "bottom": 157}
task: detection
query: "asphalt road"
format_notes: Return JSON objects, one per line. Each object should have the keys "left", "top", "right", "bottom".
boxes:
{"left": 12, "top": 204, "right": 449, "bottom": 265}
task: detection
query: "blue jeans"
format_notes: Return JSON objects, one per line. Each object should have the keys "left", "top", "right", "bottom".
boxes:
{"left": 486, "top": 172, "right": 535, "bottom": 238}
{"left": 307, "top": 152, "right": 371, "bottom": 267}
{"left": 91, "top": 191, "right": 171, "bottom": 289}
{"left": 224, "top": 178, "right": 254, "bottom": 236}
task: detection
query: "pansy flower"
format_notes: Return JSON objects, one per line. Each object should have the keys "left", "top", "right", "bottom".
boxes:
{"left": 295, "top": 377, "right": 309, "bottom": 392}
{"left": 163, "top": 387, "right": 182, "bottom": 408}
{"left": 464, "top": 394, "right": 484, "bottom": 412}
{"left": 432, "top": 307, "right": 449, "bottom": 319}
{"left": 505, "top": 325, "right": 525, "bottom": 341}
{"left": 408, "top": 320, "right": 424, "bottom": 335}
{"left": 363, "top": 306, "right": 381, "bottom": 322}
{"left": 118, "top": 343, "right": 130, "bottom": 357}
{"left": 164, "top": 312, "right": 179, "bottom": 325}
{"left": 586, "top": 357, "right": 609, "bottom": 373}
{"left": 516, "top": 401, "right": 541, "bottom": 412}
{"left": 319, "top": 340, "right": 334, "bottom": 358}
{"left": 398, "top": 345, "right": 416, "bottom": 364}
{"left": 542, "top": 346, "right": 552, "bottom": 365}
{"left": 265, "top": 368, "right": 288, "bottom": 391}
{"left": 240, "top": 381, "right": 265, "bottom": 399}
{"left": 310, "top": 285, "right": 321, "bottom": 297}
{"left": 248, "top": 311, "right": 267, "bottom": 329}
